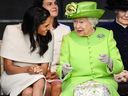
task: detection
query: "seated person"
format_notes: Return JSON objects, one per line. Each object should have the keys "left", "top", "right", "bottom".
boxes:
{"left": 57, "top": 1, "right": 124, "bottom": 96}
{"left": 33, "top": 0, "right": 71, "bottom": 96}
{"left": 0, "top": 6, "right": 53, "bottom": 96}
{"left": 99, "top": 0, "right": 128, "bottom": 95}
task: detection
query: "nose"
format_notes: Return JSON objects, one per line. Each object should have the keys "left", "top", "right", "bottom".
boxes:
{"left": 76, "top": 23, "right": 81, "bottom": 28}
{"left": 47, "top": 25, "right": 51, "bottom": 30}
{"left": 52, "top": 3, "right": 57, "bottom": 8}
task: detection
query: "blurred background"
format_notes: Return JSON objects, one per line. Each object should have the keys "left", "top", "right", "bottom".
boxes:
{"left": 0, "top": 0, "right": 115, "bottom": 40}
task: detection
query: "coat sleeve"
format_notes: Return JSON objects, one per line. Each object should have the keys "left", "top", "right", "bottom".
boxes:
{"left": 56, "top": 35, "right": 71, "bottom": 80}
{"left": 107, "top": 30, "right": 124, "bottom": 74}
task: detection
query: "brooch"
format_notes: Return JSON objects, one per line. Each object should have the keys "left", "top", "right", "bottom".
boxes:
{"left": 97, "top": 34, "right": 105, "bottom": 38}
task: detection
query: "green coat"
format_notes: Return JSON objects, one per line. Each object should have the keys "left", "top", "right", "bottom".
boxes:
{"left": 57, "top": 27, "right": 124, "bottom": 96}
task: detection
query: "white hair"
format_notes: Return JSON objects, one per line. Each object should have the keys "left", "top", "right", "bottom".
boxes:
{"left": 87, "top": 18, "right": 99, "bottom": 27}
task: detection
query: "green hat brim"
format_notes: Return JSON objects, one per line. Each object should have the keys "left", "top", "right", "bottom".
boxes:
{"left": 67, "top": 9, "right": 105, "bottom": 19}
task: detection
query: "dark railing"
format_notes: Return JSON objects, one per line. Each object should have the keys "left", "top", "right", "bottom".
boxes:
{"left": 0, "top": 19, "right": 114, "bottom": 40}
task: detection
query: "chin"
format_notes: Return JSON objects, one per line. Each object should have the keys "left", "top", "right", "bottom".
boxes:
{"left": 77, "top": 33, "right": 84, "bottom": 36}
{"left": 119, "top": 19, "right": 128, "bottom": 25}
{"left": 122, "top": 22, "right": 128, "bottom": 25}
{"left": 51, "top": 13, "right": 58, "bottom": 17}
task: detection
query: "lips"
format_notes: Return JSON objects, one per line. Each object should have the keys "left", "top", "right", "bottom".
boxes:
{"left": 52, "top": 10, "right": 57, "bottom": 13}
{"left": 51, "top": 8, "right": 57, "bottom": 11}
{"left": 77, "top": 30, "right": 83, "bottom": 33}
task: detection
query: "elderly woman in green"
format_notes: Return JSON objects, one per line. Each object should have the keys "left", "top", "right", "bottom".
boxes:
{"left": 57, "top": 1, "right": 124, "bottom": 96}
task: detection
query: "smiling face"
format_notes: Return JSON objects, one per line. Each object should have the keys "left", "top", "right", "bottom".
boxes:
{"left": 73, "top": 18, "right": 94, "bottom": 36}
{"left": 116, "top": 10, "right": 128, "bottom": 26}
{"left": 38, "top": 16, "right": 52, "bottom": 36}
{"left": 42, "top": 0, "right": 58, "bottom": 18}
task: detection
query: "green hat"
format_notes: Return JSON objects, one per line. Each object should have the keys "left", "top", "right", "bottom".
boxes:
{"left": 65, "top": 1, "right": 105, "bottom": 19}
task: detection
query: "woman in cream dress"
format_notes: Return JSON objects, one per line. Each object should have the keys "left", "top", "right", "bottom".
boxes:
{"left": 0, "top": 7, "right": 53, "bottom": 96}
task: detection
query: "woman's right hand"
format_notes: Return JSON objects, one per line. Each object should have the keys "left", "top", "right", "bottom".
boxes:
{"left": 27, "top": 65, "right": 43, "bottom": 74}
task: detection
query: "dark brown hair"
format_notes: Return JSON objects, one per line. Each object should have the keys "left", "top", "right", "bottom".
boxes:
{"left": 22, "top": 6, "right": 52, "bottom": 56}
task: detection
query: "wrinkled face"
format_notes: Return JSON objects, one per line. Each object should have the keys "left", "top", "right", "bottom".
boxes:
{"left": 116, "top": 10, "right": 128, "bottom": 26}
{"left": 43, "top": 0, "right": 58, "bottom": 17}
{"left": 38, "top": 16, "right": 52, "bottom": 36}
{"left": 73, "top": 18, "right": 94, "bottom": 36}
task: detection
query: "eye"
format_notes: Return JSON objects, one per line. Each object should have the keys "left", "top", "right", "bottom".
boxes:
{"left": 45, "top": 24, "right": 49, "bottom": 27}
{"left": 54, "top": 1, "right": 58, "bottom": 5}
{"left": 47, "top": 2, "right": 52, "bottom": 6}
{"left": 73, "top": 20, "right": 77, "bottom": 23}
{"left": 80, "top": 21, "right": 84, "bottom": 23}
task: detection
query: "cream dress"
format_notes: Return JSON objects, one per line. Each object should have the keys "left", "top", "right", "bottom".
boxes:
{"left": 0, "top": 24, "right": 53, "bottom": 96}
{"left": 50, "top": 23, "right": 70, "bottom": 72}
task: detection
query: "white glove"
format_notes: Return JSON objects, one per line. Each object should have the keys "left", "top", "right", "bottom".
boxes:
{"left": 62, "top": 64, "right": 73, "bottom": 76}
{"left": 99, "top": 54, "right": 113, "bottom": 70}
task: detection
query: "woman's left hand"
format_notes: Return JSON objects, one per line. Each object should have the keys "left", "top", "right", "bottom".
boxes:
{"left": 46, "top": 71, "right": 58, "bottom": 79}
{"left": 28, "top": 65, "right": 43, "bottom": 74}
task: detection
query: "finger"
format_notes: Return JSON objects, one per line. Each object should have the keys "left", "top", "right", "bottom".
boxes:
{"left": 37, "top": 71, "right": 42, "bottom": 74}
{"left": 99, "top": 59, "right": 105, "bottom": 62}
{"left": 98, "top": 56, "right": 105, "bottom": 61}
{"left": 66, "top": 64, "right": 70, "bottom": 67}
{"left": 33, "top": 67, "right": 37, "bottom": 73}
{"left": 68, "top": 67, "right": 73, "bottom": 70}
{"left": 99, "top": 54, "right": 106, "bottom": 57}
{"left": 51, "top": 72, "right": 56, "bottom": 75}
{"left": 99, "top": 58, "right": 103, "bottom": 61}
{"left": 51, "top": 75, "right": 58, "bottom": 79}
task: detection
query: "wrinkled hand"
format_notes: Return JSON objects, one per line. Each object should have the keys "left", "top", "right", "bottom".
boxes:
{"left": 114, "top": 70, "right": 128, "bottom": 82}
{"left": 27, "top": 65, "right": 43, "bottom": 74}
{"left": 62, "top": 64, "right": 73, "bottom": 76}
{"left": 46, "top": 71, "right": 58, "bottom": 79}
{"left": 99, "top": 54, "right": 113, "bottom": 70}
